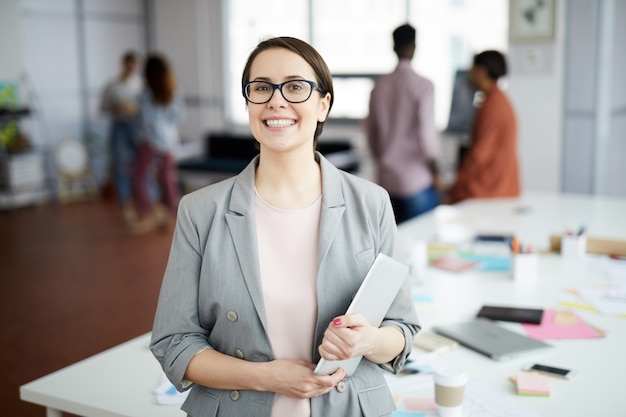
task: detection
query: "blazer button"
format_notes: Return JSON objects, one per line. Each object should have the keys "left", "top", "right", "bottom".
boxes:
{"left": 230, "top": 390, "right": 240, "bottom": 401}
{"left": 226, "top": 311, "right": 238, "bottom": 322}
{"left": 235, "top": 349, "right": 244, "bottom": 359}
{"left": 336, "top": 381, "right": 347, "bottom": 393}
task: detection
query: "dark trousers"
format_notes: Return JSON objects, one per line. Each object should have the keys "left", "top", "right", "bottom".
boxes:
{"left": 390, "top": 185, "right": 440, "bottom": 224}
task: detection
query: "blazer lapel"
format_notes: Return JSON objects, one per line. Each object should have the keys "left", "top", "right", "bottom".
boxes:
{"left": 318, "top": 154, "right": 346, "bottom": 267}
{"left": 225, "top": 157, "right": 269, "bottom": 334}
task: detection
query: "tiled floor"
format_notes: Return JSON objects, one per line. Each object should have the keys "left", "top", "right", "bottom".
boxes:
{"left": 0, "top": 198, "right": 174, "bottom": 417}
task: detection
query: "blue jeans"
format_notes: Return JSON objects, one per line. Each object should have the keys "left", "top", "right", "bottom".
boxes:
{"left": 390, "top": 185, "right": 440, "bottom": 224}
{"left": 110, "top": 119, "right": 138, "bottom": 205}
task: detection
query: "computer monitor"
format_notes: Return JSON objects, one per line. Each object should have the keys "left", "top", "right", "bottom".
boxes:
{"left": 445, "top": 70, "right": 478, "bottom": 135}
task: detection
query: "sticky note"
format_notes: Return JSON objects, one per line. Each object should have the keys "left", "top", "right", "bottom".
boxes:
{"left": 402, "top": 397, "right": 438, "bottom": 411}
{"left": 553, "top": 311, "right": 580, "bottom": 325}
{"left": 516, "top": 372, "right": 550, "bottom": 397}
{"left": 392, "top": 411, "right": 427, "bottom": 417}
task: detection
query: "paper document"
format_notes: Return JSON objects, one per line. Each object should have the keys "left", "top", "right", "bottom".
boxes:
{"left": 154, "top": 373, "right": 189, "bottom": 405}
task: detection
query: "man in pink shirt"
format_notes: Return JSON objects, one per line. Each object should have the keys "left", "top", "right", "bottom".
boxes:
{"left": 366, "top": 24, "right": 441, "bottom": 223}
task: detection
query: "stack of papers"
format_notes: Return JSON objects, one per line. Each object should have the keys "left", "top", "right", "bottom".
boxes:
{"left": 559, "top": 287, "right": 626, "bottom": 318}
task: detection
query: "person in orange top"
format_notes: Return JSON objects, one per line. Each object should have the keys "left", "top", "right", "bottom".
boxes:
{"left": 447, "top": 50, "right": 520, "bottom": 204}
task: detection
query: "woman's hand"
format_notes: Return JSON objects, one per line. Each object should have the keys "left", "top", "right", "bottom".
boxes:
{"left": 318, "top": 314, "right": 378, "bottom": 362}
{"left": 318, "top": 314, "right": 405, "bottom": 366}
{"left": 263, "top": 360, "right": 346, "bottom": 399}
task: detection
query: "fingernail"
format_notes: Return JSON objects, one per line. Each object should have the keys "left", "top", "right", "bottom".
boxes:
{"left": 333, "top": 318, "right": 342, "bottom": 326}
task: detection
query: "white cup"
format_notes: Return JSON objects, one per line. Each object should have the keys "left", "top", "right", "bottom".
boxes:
{"left": 434, "top": 366, "right": 467, "bottom": 417}
{"left": 511, "top": 253, "right": 539, "bottom": 286}
{"left": 561, "top": 235, "right": 587, "bottom": 258}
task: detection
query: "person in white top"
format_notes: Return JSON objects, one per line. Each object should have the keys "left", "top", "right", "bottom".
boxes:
{"left": 150, "top": 37, "right": 420, "bottom": 417}
{"left": 100, "top": 51, "right": 142, "bottom": 223}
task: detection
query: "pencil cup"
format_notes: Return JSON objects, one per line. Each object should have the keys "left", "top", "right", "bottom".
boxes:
{"left": 405, "top": 240, "right": 428, "bottom": 286}
{"left": 434, "top": 366, "right": 467, "bottom": 417}
{"left": 561, "top": 235, "right": 587, "bottom": 258}
{"left": 511, "top": 253, "right": 539, "bottom": 285}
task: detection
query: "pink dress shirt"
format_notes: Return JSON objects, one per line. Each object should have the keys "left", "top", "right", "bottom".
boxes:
{"left": 366, "top": 59, "right": 440, "bottom": 196}
{"left": 255, "top": 190, "right": 321, "bottom": 417}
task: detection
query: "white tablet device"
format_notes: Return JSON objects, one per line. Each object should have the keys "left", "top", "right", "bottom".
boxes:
{"left": 313, "top": 253, "right": 409, "bottom": 375}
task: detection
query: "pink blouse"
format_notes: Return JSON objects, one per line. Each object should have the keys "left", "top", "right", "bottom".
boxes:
{"left": 255, "top": 190, "right": 322, "bottom": 417}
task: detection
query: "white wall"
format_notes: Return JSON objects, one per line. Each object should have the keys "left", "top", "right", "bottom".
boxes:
{"left": 0, "top": 0, "right": 22, "bottom": 81}
{"left": 151, "top": 0, "right": 226, "bottom": 157}
{"left": 507, "top": 1, "right": 565, "bottom": 194}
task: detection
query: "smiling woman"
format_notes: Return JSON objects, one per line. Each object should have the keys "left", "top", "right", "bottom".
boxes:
{"left": 242, "top": 43, "right": 332, "bottom": 165}
{"left": 149, "top": 36, "right": 420, "bottom": 417}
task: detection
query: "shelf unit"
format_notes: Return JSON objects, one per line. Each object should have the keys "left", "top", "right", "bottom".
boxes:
{"left": 0, "top": 109, "right": 52, "bottom": 210}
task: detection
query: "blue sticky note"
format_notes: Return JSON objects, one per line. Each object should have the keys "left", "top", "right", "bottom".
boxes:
{"left": 459, "top": 254, "right": 511, "bottom": 271}
{"left": 412, "top": 293, "right": 434, "bottom": 303}
{"left": 392, "top": 411, "right": 427, "bottom": 417}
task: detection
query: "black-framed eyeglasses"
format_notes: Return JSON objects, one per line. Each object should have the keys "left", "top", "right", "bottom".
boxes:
{"left": 242, "top": 79, "right": 325, "bottom": 104}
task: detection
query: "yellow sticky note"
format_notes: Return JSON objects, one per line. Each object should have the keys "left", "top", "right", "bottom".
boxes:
{"left": 553, "top": 311, "right": 580, "bottom": 325}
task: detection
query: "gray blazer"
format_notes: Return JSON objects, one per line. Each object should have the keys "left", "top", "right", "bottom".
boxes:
{"left": 150, "top": 153, "right": 420, "bottom": 417}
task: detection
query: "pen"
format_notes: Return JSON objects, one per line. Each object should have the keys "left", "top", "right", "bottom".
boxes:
{"left": 510, "top": 237, "right": 520, "bottom": 254}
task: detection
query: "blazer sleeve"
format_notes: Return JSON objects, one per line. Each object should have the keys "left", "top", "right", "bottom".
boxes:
{"left": 149, "top": 194, "right": 214, "bottom": 391}
{"left": 377, "top": 192, "right": 421, "bottom": 374}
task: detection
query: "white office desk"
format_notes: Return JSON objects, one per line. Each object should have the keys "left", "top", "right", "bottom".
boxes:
{"left": 20, "top": 192, "right": 626, "bottom": 416}
{"left": 395, "top": 191, "right": 626, "bottom": 416}
{"left": 20, "top": 333, "right": 185, "bottom": 417}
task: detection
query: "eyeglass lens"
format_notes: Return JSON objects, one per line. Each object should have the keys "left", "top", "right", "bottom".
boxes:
{"left": 246, "top": 80, "right": 313, "bottom": 104}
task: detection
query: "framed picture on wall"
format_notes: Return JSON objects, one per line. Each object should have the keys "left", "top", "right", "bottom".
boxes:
{"left": 509, "top": 0, "right": 556, "bottom": 41}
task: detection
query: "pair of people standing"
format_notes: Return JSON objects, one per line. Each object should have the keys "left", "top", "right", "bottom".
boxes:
{"left": 100, "top": 51, "right": 184, "bottom": 233}
{"left": 367, "top": 24, "right": 520, "bottom": 223}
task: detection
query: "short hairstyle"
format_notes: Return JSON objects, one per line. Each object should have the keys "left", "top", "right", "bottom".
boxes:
{"left": 122, "top": 51, "right": 138, "bottom": 65}
{"left": 393, "top": 24, "right": 416, "bottom": 48}
{"left": 241, "top": 37, "right": 333, "bottom": 146}
{"left": 473, "top": 50, "right": 508, "bottom": 81}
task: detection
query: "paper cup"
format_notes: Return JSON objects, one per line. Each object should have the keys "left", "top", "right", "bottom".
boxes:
{"left": 434, "top": 366, "right": 467, "bottom": 417}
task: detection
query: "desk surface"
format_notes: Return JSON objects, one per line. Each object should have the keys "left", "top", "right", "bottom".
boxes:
{"left": 20, "top": 333, "right": 185, "bottom": 417}
{"left": 395, "top": 191, "right": 626, "bottom": 416}
{"left": 20, "top": 191, "right": 626, "bottom": 416}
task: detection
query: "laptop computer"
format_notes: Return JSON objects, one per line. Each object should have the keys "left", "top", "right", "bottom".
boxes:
{"left": 313, "top": 253, "right": 409, "bottom": 375}
{"left": 433, "top": 318, "right": 552, "bottom": 361}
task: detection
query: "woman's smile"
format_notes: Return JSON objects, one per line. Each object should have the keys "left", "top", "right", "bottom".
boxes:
{"left": 264, "top": 118, "right": 296, "bottom": 128}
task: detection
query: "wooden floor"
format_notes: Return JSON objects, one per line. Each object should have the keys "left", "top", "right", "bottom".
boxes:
{"left": 0, "top": 197, "right": 175, "bottom": 417}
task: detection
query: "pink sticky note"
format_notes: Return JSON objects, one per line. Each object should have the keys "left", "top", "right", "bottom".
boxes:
{"left": 402, "top": 397, "right": 438, "bottom": 412}
{"left": 516, "top": 372, "right": 550, "bottom": 396}
{"left": 521, "top": 309, "right": 606, "bottom": 340}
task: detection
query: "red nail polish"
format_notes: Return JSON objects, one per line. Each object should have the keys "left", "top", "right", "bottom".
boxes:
{"left": 333, "top": 318, "right": 342, "bottom": 326}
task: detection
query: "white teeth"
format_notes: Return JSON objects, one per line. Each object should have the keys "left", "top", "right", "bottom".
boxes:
{"left": 265, "top": 119, "right": 294, "bottom": 127}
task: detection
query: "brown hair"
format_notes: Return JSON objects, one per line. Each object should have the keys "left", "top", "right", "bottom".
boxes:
{"left": 241, "top": 37, "right": 334, "bottom": 146}
{"left": 144, "top": 53, "right": 176, "bottom": 105}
